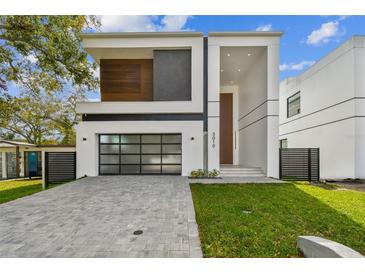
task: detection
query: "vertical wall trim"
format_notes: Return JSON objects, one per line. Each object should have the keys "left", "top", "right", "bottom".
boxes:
{"left": 203, "top": 37, "right": 208, "bottom": 131}
{"left": 203, "top": 37, "right": 208, "bottom": 171}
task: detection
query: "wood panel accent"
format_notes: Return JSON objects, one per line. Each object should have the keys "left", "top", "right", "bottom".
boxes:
{"left": 100, "top": 59, "right": 153, "bottom": 101}
{"left": 220, "top": 93, "right": 233, "bottom": 164}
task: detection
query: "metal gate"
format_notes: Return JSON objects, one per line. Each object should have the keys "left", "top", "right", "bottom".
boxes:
{"left": 99, "top": 134, "right": 182, "bottom": 175}
{"left": 279, "top": 148, "right": 320, "bottom": 181}
{"left": 45, "top": 152, "right": 76, "bottom": 183}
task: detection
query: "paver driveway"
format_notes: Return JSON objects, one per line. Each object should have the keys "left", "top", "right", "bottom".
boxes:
{"left": 0, "top": 176, "right": 202, "bottom": 258}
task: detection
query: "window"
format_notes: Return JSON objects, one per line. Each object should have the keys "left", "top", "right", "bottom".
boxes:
{"left": 280, "top": 139, "right": 288, "bottom": 149}
{"left": 287, "top": 91, "right": 301, "bottom": 118}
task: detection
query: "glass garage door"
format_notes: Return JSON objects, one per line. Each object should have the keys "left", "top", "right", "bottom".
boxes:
{"left": 99, "top": 134, "right": 182, "bottom": 175}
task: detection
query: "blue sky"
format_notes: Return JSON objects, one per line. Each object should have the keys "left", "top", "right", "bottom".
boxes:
{"left": 181, "top": 15, "right": 363, "bottom": 80}
{"left": 7, "top": 15, "right": 365, "bottom": 98}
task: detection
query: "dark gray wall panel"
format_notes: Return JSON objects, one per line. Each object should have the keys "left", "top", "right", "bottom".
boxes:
{"left": 153, "top": 50, "right": 191, "bottom": 101}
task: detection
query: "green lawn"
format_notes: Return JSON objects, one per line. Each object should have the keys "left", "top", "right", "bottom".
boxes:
{"left": 0, "top": 179, "right": 63, "bottom": 204}
{"left": 190, "top": 182, "right": 365, "bottom": 258}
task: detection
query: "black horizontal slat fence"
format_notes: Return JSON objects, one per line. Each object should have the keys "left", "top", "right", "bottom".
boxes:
{"left": 279, "top": 148, "right": 319, "bottom": 181}
{"left": 45, "top": 152, "right": 76, "bottom": 184}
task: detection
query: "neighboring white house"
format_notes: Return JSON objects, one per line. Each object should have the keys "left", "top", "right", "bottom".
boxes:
{"left": 0, "top": 140, "right": 75, "bottom": 180}
{"left": 76, "top": 31, "right": 282, "bottom": 178}
{"left": 279, "top": 36, "right": 365, "bottom": 179}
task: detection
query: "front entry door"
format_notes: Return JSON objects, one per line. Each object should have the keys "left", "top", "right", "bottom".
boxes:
{"left": 220, "top": 93, "right": 233, "bottom": 164}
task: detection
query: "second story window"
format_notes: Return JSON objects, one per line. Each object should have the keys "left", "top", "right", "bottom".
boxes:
{"left": 287, "top": 91, "right": 301, "bottom": 118}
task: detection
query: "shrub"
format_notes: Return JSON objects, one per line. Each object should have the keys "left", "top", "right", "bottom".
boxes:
{"left": 208, "top": 169, "right": 220, "bottom": 178}
{"left": 190, "top": 169, "right": 220, "bottom": 178}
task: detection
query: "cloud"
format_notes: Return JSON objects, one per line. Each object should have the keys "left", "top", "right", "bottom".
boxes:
{"left": 99, "top": 15, "right": 192, "bottom": 32}
{"left": 338, "top": 15, "right": 350, "bottom": 21}
{"left": 159, "top": 16, "right": 192, "bottom": 31}
{"left": 255, "top": 24, "right": 272, "bottom": 31}
{"left": 306, "top": 21, "right": 341, "bottom": 45}
{"left": 280, "top": 61, "right": 315, "bottom": 71}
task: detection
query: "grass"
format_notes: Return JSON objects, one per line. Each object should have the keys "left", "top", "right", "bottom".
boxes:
{"left": 0, "top": 178, "right": 65, "bottom": 204}
{"left": 190, "top": 182, "right": 365, "bottom": 258}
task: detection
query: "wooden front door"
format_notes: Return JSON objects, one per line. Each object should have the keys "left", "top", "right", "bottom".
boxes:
{"left": 220, "top": 93, "right": 233, "bottom": 164}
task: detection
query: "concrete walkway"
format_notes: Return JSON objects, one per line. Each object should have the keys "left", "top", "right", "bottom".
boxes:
{"left": 0, "top": 176, "right": 202, "bottom": 258}
{"left": 189, "top": 176, "right": 284, "bottom": 184}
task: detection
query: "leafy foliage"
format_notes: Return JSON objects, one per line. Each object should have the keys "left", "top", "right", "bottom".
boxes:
{"left": 0, "top": 89, "right": 84, "bottom": 144}
{"left": 0, "top": 15, "right": 99, "bottom": 93}
{"left": 0, "top": 16, "right": 100, "bottom": 144}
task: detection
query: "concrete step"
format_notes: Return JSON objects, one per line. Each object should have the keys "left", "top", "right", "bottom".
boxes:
{"left": 219, "top": 166, "right": 265, "bottom": 177}
{"left": 220, "top": 173, "right": 265, "bottom": 177}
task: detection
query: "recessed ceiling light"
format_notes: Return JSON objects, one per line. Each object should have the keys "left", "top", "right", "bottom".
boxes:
{"left": 237, "top": 68, "right": 241, "bottom": 72}
{"left": 247, "top": 53, "right": 252, "bottom": 57}
{"left": 227, "top": 53, "right": 231, "bottom": 57}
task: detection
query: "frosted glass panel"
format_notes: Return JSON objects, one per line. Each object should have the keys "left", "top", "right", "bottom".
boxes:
{"left": 162, "top": 165, "right": 181, "bottom": 173}
{"left": 121, "top": 165, "right": 140, "bottom": 174}
{"left": 121, "top": 145, "right": 140, "bottom": 154}
{"left": 142, "top": 155, "right": 161, "bottom": 164}
{"left": 162, "top": 145, "right": 181, "bottom": 154}
{"left": 141, "top": 165, "right": 161, "bottom": 173}
{"left": 120, "top": 135, "right": 140, "bottom": 143}
{"left": 100, "top": 145, "right": 119, "bottom": 154}
{"left": 162, "top": 135, "right": 181, "bottom": 143}
{"left": 121, "top": 155, "right": 140, "bottom": 164}
{"left": 100, "top": 155, "right": 119, "bottom": 164}
{"left": 100, "top": 135, "right": 119, "bottom": 143}
{"left": 100, "top": 165, "right": 119, "bottom": 174}
{"left": 142, "top": 145, "right": 161, "bottom": 153}
{"left": 142, "top": 135, "right": 161, "bottom": 143}
{"left": 162, "top": 155, "right": 181, "bottom": 164}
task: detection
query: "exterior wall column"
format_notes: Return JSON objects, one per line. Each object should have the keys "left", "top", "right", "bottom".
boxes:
{"left": 207, "top": 43, "right": 220, "bottom": 171}
{"left": 266, "top": 43, "right": 280, "bottom": 178}
{"left": 1, "top": 151, "right": 7, "bottom": 179}
{"left": 41, "top": 150, "right": 46, "bottom": 189}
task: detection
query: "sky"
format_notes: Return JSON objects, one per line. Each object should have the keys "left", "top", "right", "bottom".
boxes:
{"left": 7, "top": 15, "right": 365, "bottom": 99}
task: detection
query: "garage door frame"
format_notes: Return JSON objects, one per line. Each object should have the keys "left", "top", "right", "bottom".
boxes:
{"left": 98, "top": 133, "right": 182, "bottom": 175}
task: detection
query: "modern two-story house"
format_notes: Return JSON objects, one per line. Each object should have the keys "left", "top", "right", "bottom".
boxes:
{"left": 280, "top": 36, "right": 365, "bottom": 179}
{"left": 76, "top": 31, "right": 281, "bottom": 178}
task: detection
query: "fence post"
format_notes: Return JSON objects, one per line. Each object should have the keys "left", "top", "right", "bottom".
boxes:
{"left": 308, "top": 148, "right": 312, "bottom": 182}
{"left": 317, "top": 148, "right": 320, "bottom": 181}
{"left": 279, "top": 148, "right": 282, "bottom": 179}
{"left": 42, "top": 151, "right": 47, "bottom": 190}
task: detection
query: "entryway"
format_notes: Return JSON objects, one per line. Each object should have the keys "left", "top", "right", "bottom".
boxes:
{"left": 220, "top": 93, "right": 233, "bottom": 164}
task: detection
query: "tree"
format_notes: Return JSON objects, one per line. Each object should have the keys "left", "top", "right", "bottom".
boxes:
{"left": 0, "top": 90, "right": 83, "bottom": 144}
{"left": 0, "top": 16, "right": 100, "bottom": 93}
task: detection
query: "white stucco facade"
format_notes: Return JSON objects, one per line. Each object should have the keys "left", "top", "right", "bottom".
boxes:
{"left": 76, "top": 121, "right": 203, "bottom": 177}
{"left": 279, "top": 36, "right": 365, "bottom": 179}
{"left": 76, "top": 32, "right": 282, "bottom": 178}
